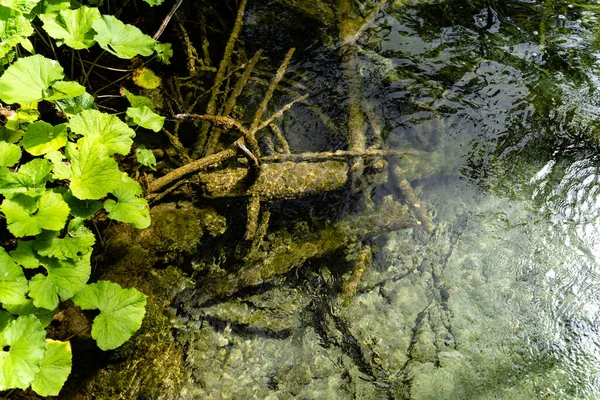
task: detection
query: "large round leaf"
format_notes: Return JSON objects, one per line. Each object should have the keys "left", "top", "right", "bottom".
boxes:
{"left": 39, "top": 6, "right": 100, "bottom": 49}
{"left": 92, "top": 15, "right": 155, "bottom": 59}
{"left": 0, "top": 55, "right": 63, "bottom": 104}
{"left": 0, "top": 315, "right": 46, "bottom": 390}
{"left": 30, "top": 339, "right": 72, "bottom": 396}
{"left": 72, "top": 281, "right": 147, "bottom": 350}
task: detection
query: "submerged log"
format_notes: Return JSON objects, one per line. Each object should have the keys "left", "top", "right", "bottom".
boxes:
{"left": 193, "top": 197, "right": 418, "bottom": 305}
{"left": 196, "top": 160, "right": 350, "bottom": 199}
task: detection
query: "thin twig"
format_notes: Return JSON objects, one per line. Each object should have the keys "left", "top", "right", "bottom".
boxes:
{"left": 192, "top": 0, "right": 249, "bottom": 157}
{"left": 204, "top": 49, "right": 263, "bottom": 156}
{"left": 256, "top": 93, "right": 308, "bottom": 132}
{"left": 248, "top": 48, "right": 296, "bottom": 139}
{"left": 161, "top": 127, "right": 192, "bottom": 163}
{"left": 269, "top": 124, "right": 290, "bottom": 154}
{"left": 153, "top": 0, "right": 184, "bottom": 39}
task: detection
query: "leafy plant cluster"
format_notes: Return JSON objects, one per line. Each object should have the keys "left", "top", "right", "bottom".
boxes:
{"left": 0, "top": 0, "right": 170, "bottom": 396}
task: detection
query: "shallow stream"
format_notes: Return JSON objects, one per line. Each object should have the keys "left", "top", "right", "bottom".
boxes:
{"left": 171, "top": 1, "right": 600, "bottom": 398}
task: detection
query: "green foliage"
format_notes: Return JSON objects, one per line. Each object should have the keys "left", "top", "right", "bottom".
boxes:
{"left": 126, "top": 105, "right": 165, "bottom": 132}
{"left": 0, "top": 6, "right": 33, "bottom": 64}
{"left": 0, "top": 0, "right": 168, "bottom": 395}
{"left": 92, "top": 15, "right": 156, "bottom": 59}
{"left": 0, "top": 314, "right": 46, "bottom": 390}
{"left": 136, "top": 145, "right": 156, "bottom": 169}
{"left": 72, "top": 281, "right": 147, "bottom": 350}
{"left": 30, "top": 340, "right": 72, "bottom": 396}
{"left": 0, "top": 54, "right": 84, "bottom": 104}
{"left": 0, "top": 141, "right": 21, "bottom": 166}
{"left": 39, "top": 6, "right": 101, "bottom": 49}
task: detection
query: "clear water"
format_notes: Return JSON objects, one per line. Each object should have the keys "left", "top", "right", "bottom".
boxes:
{"left": 174, "top": 1, "right": 600, "bottom": 398}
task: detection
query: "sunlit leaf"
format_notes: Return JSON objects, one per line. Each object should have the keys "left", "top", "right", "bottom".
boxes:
{"left": 22, "top": 121, "right": 67, "bottom": 156}
{"left": 54, "top": 92, "right": 97, "bottom": 118}
{"left": 0, "top": 158, "right": 52, "bottom": 196}
{"left": 0, "top": 247, "right": 28, "bottom": 305}
{"left": 132, "top": 67, "right": 161, "bottom": 89}
{"left": 39, "top": 6, "right": 100, "bottom": 49}
{"left": 0, "top": 0, "right": 40, "bottom": 13}
{"left": 72, "top": 281, "right": 146, "bottom": 350}
{"left": 1, "top": 191, "right": 70, "bottom": 237}
{"left": 143, "top": 0, "right": 164, "bottom": 6}
{"left": 30, "top": 339, "right": 71, "bottom": 396}
{"left": 104, "top": 174, "right": 150, "bottom": 228}
{"left": 92, "top": 15, "right": 155, "bottom": 59}
{"left": 69, "top": 109, "right": 135, "bottom": 155}
{"left": 29, "top": 0, "right": 72, "bottom": 17}
{"left": 135, "top": 145, "right": 156, "bottom": 170}
{"left": 60, "top": 189, "right": 101, "bottom": 218}
{"left": 0, "top": 142, "right": 21, "bottom": 166}
{"left": 154, "top": 42, "right": 172, "bottom": 64}
{"left": 44, "top": 150, "right": 71, "bottom": 180}
{"left": 28, "top": 251, "right": 91, "bottom": 310}
{"left": 33, "top": 217, "right": 95, "bottom": 260}
{"left": 126, "top": 106, "right": 164, "bottom": 132}
{"left": 45, "top": 80, "right": 85, "bottom": 101}
{"left": 0, "top": 315, "right": 46, "bottom": 390}
{"left": 3, "top": 299, "right": 55, "bottom": 327}
{"left": 0, "top": 6, "right": 33, "bottom": 63}
{"left": 0, "top": 55, "right": 62, "bottom": 104}
{"left": 67, "top": 137, "right": 122, "bottom": 200}
{"left": 122, "top": 88, "right": 153, "bottom": 109}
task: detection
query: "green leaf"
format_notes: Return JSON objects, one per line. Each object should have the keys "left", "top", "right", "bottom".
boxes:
{"left": 39, "top": 6, "right": 100, "bottom": 49}
{"left": 54, "top": 92, "right": 97, "bottom": 118}
{"left": 0, "top": 0, "right": 40, "bottom": 13}
{"left": 45, "top": 150, "right": 71, "bottom": 180}
{"left": 28, "top": 252, "right": 91, "bottom": 310}
{"left": 9, "top": 240, "right": 40, "bottom": 269}
{"left": 45, "top": 80, "right": 85, "bottom": 101}
{"left": 0, "top": 54, "right": 63, "bottom": 104}
{"left": 0, "top": 142, "right": 21, "bottom": 166}
{"left": 0, "top": 6, "right": 34, "bottom": 63}
{"left": 29, "top": 0, "right": 72, "bottom": 17}
{"left": 67, "top": 137, "right": 122, "bottom": 200}
{"left": 135, "top": 145, "right": 156, "bottom": 169}
{"left": 104, "top": 174, "right": 150, "bottom": 228}
{"left": 92, "top": 15, "right": 156, "bottom": 59}
{"left": 33, "top": 217, "right": 95, "bottom": 260}
{"left": 70, "top": 109, "right": 135, "bottom": 155}
{"left": 0, "top": 158, "right": 52, "bottom": 196}
{"left": 72, "top": 281, "right": 146, "bottom": 350}
{"left": 30, "top": 339, "right": 71, "bottom": 396}
{"left": 0, "top": 247, "right": 28, "bottom": 305}
{"left": 61, "top": 189, "right": 101, "bottom": 218}
{"left": 143, "top": 0, "right": 164, "bottom": 5}
{"left": 132, "top": 67, "right": 161, "bottom": 89}
{"left": 0, "top": 315, "right": 46, "bottom": 390}
{"left": 22, "top": 121, "right": 67, "bottom": 156}
{"left": 1, "top": 191, "right": 70, "bottom": 237}
{"left": 154, "top": 42, "right": 172, "bottom": 65}
{"left": 3, "top": 299, "right": 55, "bottom": 327}
{"left": 15, "top": 102, "right": 40, "bottom": 124}
{"left": 126, "top": 106, "right": 164, "bottom": 132}
{"left": 122, "top": 88, "right": 153, "bottom": 109}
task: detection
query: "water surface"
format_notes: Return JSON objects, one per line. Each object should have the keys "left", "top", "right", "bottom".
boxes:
{"left": 174, "top": 1, "right": 600, "bottom": 398}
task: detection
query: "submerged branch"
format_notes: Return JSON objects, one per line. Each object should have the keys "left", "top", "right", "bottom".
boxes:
{"left": 193, "top": 0, "right": 249, "bottom": 158}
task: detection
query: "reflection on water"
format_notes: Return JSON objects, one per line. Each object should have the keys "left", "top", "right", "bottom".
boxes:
{"left": 174, "top": 1, "right": 600, "bottom": 398}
